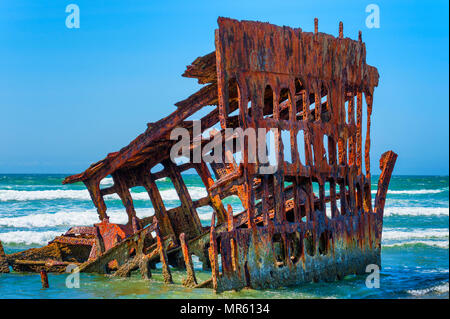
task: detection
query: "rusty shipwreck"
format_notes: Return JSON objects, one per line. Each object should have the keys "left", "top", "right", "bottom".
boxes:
{"left": 0, "top": 17, "right": 397, "bottom": 292}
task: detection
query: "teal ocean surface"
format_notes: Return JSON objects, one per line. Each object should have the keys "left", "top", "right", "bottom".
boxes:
{"left": 0, "top": 174, "right": 448, "bottom": 299}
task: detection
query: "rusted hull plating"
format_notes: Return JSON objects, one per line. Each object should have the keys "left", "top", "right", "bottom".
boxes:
{"left": 2, "top": 17, "right": 398, "bottom": 293}
{"left": 215, "top": 214, "right": 380, "bottom": 291}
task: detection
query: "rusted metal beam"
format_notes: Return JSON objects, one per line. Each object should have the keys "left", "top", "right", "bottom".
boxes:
{"left": 0, "top": 241, "right": 9, "bottom": 273}
{"left": 63, "top": 82, "right": 219, "bottom": 185}
{"left": 141, "top": 171, "right": 175, "bottom": 238}
{"left": 155, "top": 221, "right": 173, "bottom": 284}
{"left": 163, "top": 160, "right": 203, "bottom": 239}
{"left": 195, "top": 161, "right": 227, "bottom": 224}
{"left": 208, "top": 212, "right": 219, "bottom": 290}
{"left": 85, "top": 180, "right": 108, "bottom": 221}
{"left": 375, "top": 151, "right": 398, "bottom": 217}
{"left": 112, "top": 172, "right": 140, "bottom": 229}
{"left": 179, "top": 233, "right": 197, "bottom": 287}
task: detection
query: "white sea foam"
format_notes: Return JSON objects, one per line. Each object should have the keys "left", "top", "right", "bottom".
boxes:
{"left": 0, "top": 189, "right": 92, "bottom": 201}
{"left": 389, "top": 189, "right": 446, "bottom": 194}
{"left": 371, "top": 188, "right": 446, "bottom": 195}
{"left": 0, "top": 208, "right": 155, "bottom": 228}
{"left": 418, "top": 268, "right": 449, "bottom": 274}
{"left": 196, "top": 206, "right": 214, "bottom": 221}
{"left": 382, "top": 227, "right": 449, "bottom": 249}
{"left": 0, "top": 187, "right": 207, "bottom": 202}
{"left": 407, "top": 282, "right": 449, "bottom": 296}
{"left": 382, "top": 228, "right": 449, "bottom": 241}
{"left": 100, "top": 177, "right": 113, "bottom": 186}
{"left": 383, "top": 207, "right": 449, "bottom": 217}
{"left": 0, "top": 230, "right": 62, "bottom": 245}
{"left": 158, "top": 187, "right": 207, "bottom": 201}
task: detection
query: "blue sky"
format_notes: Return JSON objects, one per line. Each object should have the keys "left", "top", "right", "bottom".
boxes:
{"left": 0, "top": 0, "right": 448, "bottom": 175}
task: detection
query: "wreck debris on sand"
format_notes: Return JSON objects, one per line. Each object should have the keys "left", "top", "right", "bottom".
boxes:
{"left": 1, "top": 17, "right": 397, "bottom": 292}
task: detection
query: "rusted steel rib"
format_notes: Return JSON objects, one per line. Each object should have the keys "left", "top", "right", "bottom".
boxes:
{"left": 155, "top": 221, "right": 173, "bottom": 284}
{"left": 375, "top": 151, "right": 398, "bottom": 215}
{"left": 180, "top": 233, "right": 198, "bottom": 287}
{"left": 0, "top": 241, "right": 10, "bottom": 273}
{"left": 208, "top": 212, "right": 219, "bottom": 290}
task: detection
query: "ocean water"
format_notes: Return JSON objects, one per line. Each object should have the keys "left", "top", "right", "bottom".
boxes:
{"left": 0, "top": 174, "right": 448, "bottom": 299}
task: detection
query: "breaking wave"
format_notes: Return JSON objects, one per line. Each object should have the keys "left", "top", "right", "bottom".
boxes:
{"left": 0, "top": 189, "right": 91, "bottom": 201}
{"left": 372, "top": 189, "right": 447, "bottom": 195}
{"left": 382, "top": 228, "right": 449, "bottom": 249}
{"left": 383, "top": 207, "right": 449, "bottom": 217}
{"left": 407, "top": 282, "right": 449, "bottom": 297}
{"left": 382, "top": 228, "right": 449, "bottom": 241}
{"left": 0, "top": 187, "right": 208, "bottom": 202}
{"left": 0, "top": 208, "right": 155, "bottom": 228}
{"left": 0, "top": 230, "right": 62, "bottom": 245}
{"left": 99, "top": 177, "right": 113, "bottom": 186}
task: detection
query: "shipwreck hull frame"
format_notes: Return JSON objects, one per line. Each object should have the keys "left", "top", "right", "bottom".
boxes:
{"left": 1, "top": 17, "right": 399, "bottom": 294}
